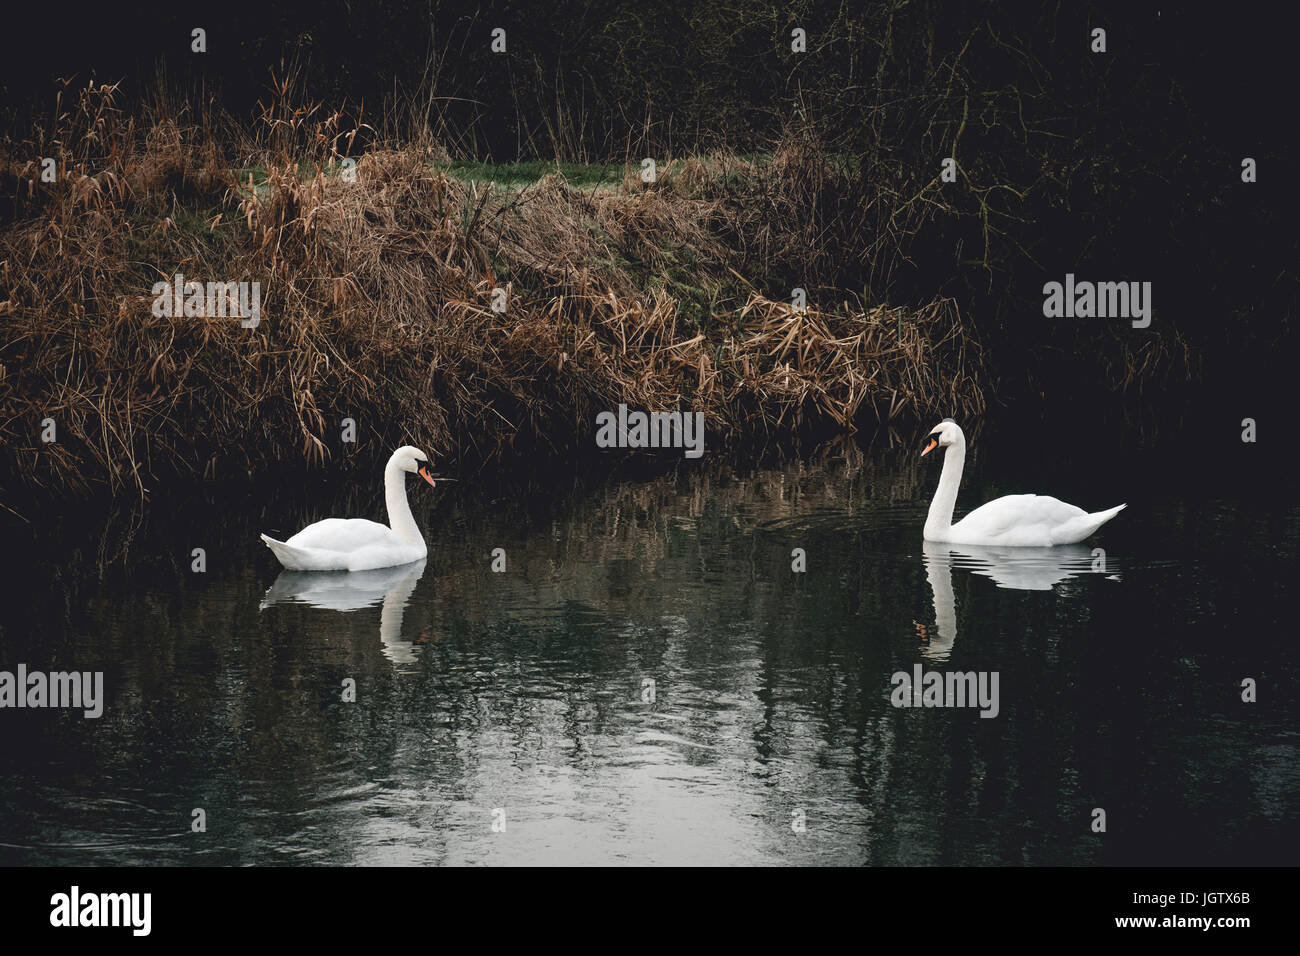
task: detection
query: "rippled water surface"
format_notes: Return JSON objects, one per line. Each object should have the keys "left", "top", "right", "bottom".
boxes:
{"left": 2, "top": 435, "right": 1297, "bottom": 865}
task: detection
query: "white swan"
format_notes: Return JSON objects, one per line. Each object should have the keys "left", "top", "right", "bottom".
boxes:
{"left": 260, "top": 446, "right": 438, "bottom": 571}
{"left": 921, "top": 419, "right": 1125, "bottom": 546}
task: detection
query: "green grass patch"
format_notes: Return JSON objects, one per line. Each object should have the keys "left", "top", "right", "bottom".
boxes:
{"left": 438, "top": 160, "right": 621, "bottom": 191}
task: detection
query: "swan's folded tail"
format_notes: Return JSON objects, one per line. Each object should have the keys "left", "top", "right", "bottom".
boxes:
{"left": 260, "top": 533, "right": 334, "bottom": 571}
{"left": 1050, "top": 503, "right": 1126, "bottom": 545}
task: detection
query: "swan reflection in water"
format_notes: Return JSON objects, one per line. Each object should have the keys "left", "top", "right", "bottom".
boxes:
{"left": 259, "top": 559, "right": 428, "bottom": 664}
{"left": 917, "top": 541, "right": 1118, "bottom": 661}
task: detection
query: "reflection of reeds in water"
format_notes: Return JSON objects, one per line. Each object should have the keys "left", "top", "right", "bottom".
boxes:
{"left": 2, "top": 436, "right": 1146, "bottom": 864}
{"left": 0, "top": 78, "right": 984, "bottom": 496}
{"left": 422, "top": 439, "right": 926, "bottom": 629}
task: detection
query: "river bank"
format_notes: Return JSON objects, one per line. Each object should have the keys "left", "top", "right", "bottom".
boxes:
{"left": 0, "top": 85, "right": 985, "bottom": 496}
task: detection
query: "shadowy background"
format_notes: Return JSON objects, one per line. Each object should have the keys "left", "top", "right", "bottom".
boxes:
{"left": 1, "top": 0, "right": 1293, "bottom": 445}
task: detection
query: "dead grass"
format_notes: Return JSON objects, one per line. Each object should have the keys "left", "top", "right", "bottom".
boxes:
{"left": 0, "top": 81, "right": 985, "bottom": 496}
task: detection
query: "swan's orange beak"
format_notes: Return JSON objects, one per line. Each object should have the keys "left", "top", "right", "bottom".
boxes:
{"left": 418, "top": 465, "right": 436, "bottom": 487}
{"left": 921, "top": 438, "right": 938, "bottom": 457}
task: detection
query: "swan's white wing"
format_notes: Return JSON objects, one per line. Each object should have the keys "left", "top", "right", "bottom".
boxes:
{"left": 262, "top": 522, "right": 425, "bottom": 572}
{"left": 957, "top": 494, "right": 1087, "bottom": 532}
{"left": 950, "top": 494, "right": 1087, "bottom": 546}
{"left": 285, "top": 518, "right": 397, "bottom": 552}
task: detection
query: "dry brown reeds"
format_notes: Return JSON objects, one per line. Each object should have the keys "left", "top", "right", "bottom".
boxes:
{"left": 0, "top": 81, "right": 985, "bottom": 497}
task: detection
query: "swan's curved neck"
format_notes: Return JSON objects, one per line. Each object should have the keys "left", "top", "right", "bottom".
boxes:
{"left": 924, "top": 435, "right": 966, "bottom": 540}
{"left": 384, "top": 460, "right": 423, "bottom": 546}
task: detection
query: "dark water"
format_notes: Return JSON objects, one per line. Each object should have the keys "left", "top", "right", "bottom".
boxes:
{"left": 2, "top": 433, "right": 1297, "bottom": 865}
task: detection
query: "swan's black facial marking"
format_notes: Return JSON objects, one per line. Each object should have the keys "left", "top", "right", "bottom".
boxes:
{"left": 928, "top": 418, "right": 956, "bottom": 445}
